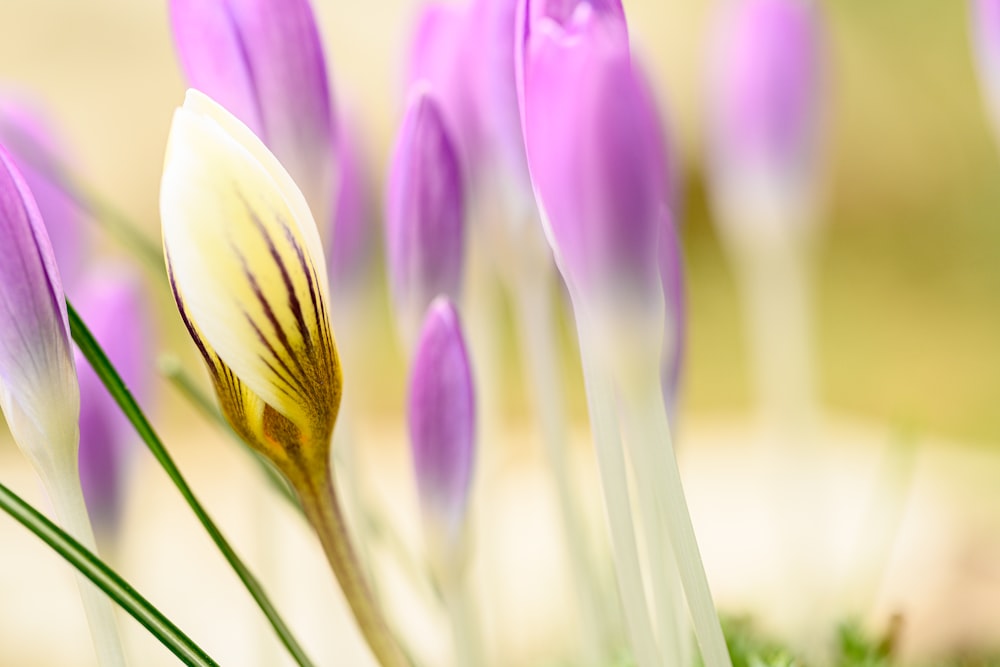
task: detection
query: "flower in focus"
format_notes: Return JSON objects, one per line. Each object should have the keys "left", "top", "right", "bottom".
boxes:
{"left": 169, "top": 0, "right": 335, "bottom": 225}
{"left": 706, "top": 0, "right": 825, "bottom": 242}
{"left": 75, "top": 268, "right": 151, "bottom": 538}
{"left": 0, "top": 96, "right": 84, "bottom": 287}
{"left": 408, "top": 297, "right": 476, "bottom": 577}
{"left": 386, "top": 87, "right": 466, "bottom": 345}
{"left": 518, "top": 1, "right": 667, "bottom": 311}
{"left": 160, "top": 89, "right": 340, "bottom": 484}
{"left": 0, "top": 144, "right": 80, "bottom": 478}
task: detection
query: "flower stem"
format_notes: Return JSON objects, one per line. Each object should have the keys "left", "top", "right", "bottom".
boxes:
{"left": 574, "top": 309, "right": 660, "bottom": 667}
{"left": 627, "top": 368, "right": 731, "bottom": 667}
{"left": 41, "top": 471, "right": 127, "bottom": 667}
{"left": 68, "top": 302, "right": 316, "bottom": 667}
{"left": 0, "top": 480, "right": 218, "bottom": 666}
{"left": 441, "top": 568, "right": 485, "bottom": 667}
{"left": 295, "top": 466, "right": 411, "bottom": 667}
{"left": 513, "top": 263, "right": 608, "bottom": 665}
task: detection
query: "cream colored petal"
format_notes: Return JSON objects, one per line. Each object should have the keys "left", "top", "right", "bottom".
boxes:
{"left": 161, "top": 91, "right": 340, "bottom": 438}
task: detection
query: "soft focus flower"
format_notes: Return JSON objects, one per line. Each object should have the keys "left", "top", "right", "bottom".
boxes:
{"left": 386, "top": 87, "right": 466, "bottom": 344}
{"left": 75, "top": 268, "right": 151, "bottom": 537}
{"left": 518, "top": 1, "right": 666, "bottom": 308}
{"left": 0, "top": 144, "right": 79, "bottom": 477}
{"left": 327, "top": 110, "right": 372, "bottom": 294}
{"left": 408, "top": 297, "right": 476, "bottom": 575}
{"left": 0, "top": 97, "right": 84, "bottom": 286}
{"left": 706, "top": 0, "right": 825, "bottom": 243}
{"left": 161, "top": 89, "right": 340, "bottom": 480}
{"left": 972, "top": 0, "right": 1000, "bottom": 138}
{"left": 169, "top": 0, "right": 335, "bottom": 225}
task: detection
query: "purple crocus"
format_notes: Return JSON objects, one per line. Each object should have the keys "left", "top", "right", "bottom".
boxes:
{"left": 327, "top": 110, "right": 372, "bottom": 294}
{"left": 706, "top": 0, "right": 824, "bottom": 240}
{"left": 408, "top": 297, "right": 476, "bottom": 573}
{"left": 517, "top": 1, "right": 666, "bottom": 307}
{"left": 75, "top": 268, "right": 151, "bottom": 538}
{"left": 0, "top": 144, "right": 79, "bottom": 471}
{"left": 972, "top": 0, "right": 1000, "bottom": 136}
{"left": 386, "top": 88, "right": 465, "bottom": 343}
{"left": 0, "top": 97, "right": 84, "bottom": 287}
{"left": 169, "top": 0, "right": 335, "bottom": 223}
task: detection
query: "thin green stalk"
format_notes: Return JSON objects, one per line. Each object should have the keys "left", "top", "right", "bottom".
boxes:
{"left": 574, "top": 308, "right": 660, "bottom": 667}
{"left": 68, "top": 302, "right": 316, "bottom": 667}
{"left": 158, "top": 355, "right": 300, "bottom": 511}
{"left": 441, "top": 570, "right": 485, "bottom": 667}
{"left": 0, "top": 479, "right": 218, "bottom": 666}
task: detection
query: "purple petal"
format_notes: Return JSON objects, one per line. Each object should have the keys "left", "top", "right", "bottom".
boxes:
{"left": 170, "top": 0, "right": 336, "bottom": 222}
{"left": 327, "top": 110, "right": 373, "bottom": 293}
{"left": 521, "top": 5, "right": 664, "bottom": 299}
{"left": 386, "top": 88, "right": 465, "bottom": 337}
{"left": 74, "top": 268, "right": 151, "bottom": 535}
{"left": 0, "top": 144, "right": 76, "bottom": 438}
{"left": 707, "top": 0, "right": 823, "bottom": 183}
{"left": 408, "top": 297, "right": 476, "bottom": 555}
{"left": 0, "top": 96, "right": 85, "bottom": 288}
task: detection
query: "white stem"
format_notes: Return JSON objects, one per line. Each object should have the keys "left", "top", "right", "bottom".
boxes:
{"left": 734, "top": 242, "right": 816, "bottom": 431}
{"left": 442, "top": 569, "right": 486, "bottom": 667}
{"left": 630, "top": 370, "right": 731, "bottom": 667}
{"left": 618, "top": 388, "right": 686, "bottom": 667}
{"left": 575, "top": 315, "right": 660, "bottom": 667}
{"left": 42, "top": 471, "right": 127, "bottom": 667}
{"left": 513, "top": 266, "right": 608, "bottom": 666}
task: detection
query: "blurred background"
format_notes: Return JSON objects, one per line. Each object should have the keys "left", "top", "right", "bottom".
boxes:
{"left": 0, "top": 0, "right": 998, "bottom": 665}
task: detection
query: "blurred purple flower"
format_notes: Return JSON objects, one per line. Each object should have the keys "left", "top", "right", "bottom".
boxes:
{"left": 408, "top": 297, "right": 476, "bottom": 570}
{"left": 386, "top": 88, "right": 465, "bottom": 341}
{"left": 706, "top": 0, "right": 824, "bottom": 236}
{"left": 0, "top": 97, "right": 84, "bottom": 287}
{"left": 517, "top": 2, "right": 666, "bottom": 304}
{"left": 74, "top": 268, "right": 151, "bottom": 537}
{"left": 972, "top": 0, "right": 1000, "bottom": 133}
{"left": 170, "top": 0, "right": 335, "bottom": 222}
{"left": 0, "top": 144, "right": 79, "bottom": 473}
{"left": 327, "top": 110, "right": 373, "bottom": 294}
{"left": 659, "top": 209, "right": 686, "bottom": 416}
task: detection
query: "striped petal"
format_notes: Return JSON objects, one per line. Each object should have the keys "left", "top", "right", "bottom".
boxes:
{"left": 0, "top": 144, "right": 79, "bottom": 475}
{"left": 161, "top": 89, "right": 341, "bottom": 465}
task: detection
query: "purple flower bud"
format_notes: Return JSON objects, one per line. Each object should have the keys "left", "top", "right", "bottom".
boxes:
{"left": 973, "top": 0, "right": 1000, "bottom": 133}
{"left": 327, "top": 110, "right": 372, "bottom": 293}
{"left": 386, "top": 88, "right": 465, "bottom": 341}
{"left": 659, "top": 209, "right": 686, "bottom": 415}
{"left": 169, "top": 0, "right": 335, "bottom": 222}
{"left": 0, "top": 97, "right": 84, "bottom": 287}
{"left": 408, "top": 297, "right": 476, "bottom": 570}
{"left": 518, "top": 2, "right": 666, "bottom": 305}
{"left": 75, "top": 268, "right": 151, "bottom": 537}
{"left": 0, "top": 144, "right": 79, "bottom": 472}
{"left": 706, "top": 0, "right": 824, "bottom": 239}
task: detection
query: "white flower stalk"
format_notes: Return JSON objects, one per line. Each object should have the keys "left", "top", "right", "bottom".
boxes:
{"left": 160, "top": 89, "right": 409, "bottom": 667}
{"left": 0, "top": 146, "right": 126, "bottom": 666}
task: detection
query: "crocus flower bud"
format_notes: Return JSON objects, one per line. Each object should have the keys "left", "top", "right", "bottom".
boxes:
{"left": 972, "top": 0, "right": 1000, "bottom": 138}
{"left": 408, "top": 297, "right": 476, "bottom": 576}
{"left": 169, "top": 0, "right": 335, "bottom": 224}
{"left": 518, "top": 2, "right": 666, "bottom": 311}
{"left": 327, "top": 111, "right": 372, "bottom": 294}
{"left": 0, "top": 97, "right": 84, "bottom": 286}
{"left": 706, "top": 0, "right": 825, "bottom": 245}
{"left": 386, "top": 87, "right": 466, "bottom": 344}
{"left": 75, "top": 268, "right": 151, "bottom": 538}
{"left": 0, "top": 144, "right": 79, "bottom": 477}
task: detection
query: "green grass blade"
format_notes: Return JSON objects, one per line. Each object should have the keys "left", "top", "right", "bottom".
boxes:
{"left": 68, "top": 301, "right": 317, "bottom": 667}
{"left": 0, "top": 480, "right": 218, "bottom": 666}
